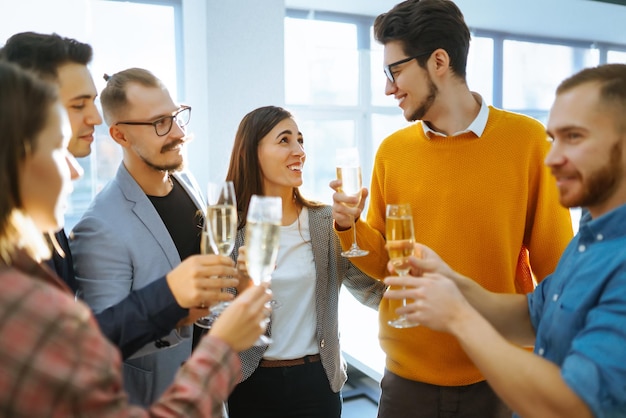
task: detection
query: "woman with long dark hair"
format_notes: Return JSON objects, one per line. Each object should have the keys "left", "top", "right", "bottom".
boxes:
{"left": 225, "top": 105, "right": 385, "bottom": 418}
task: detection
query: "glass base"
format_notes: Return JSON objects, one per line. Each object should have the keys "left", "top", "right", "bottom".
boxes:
{"left": 387, "top": 316, "right": 420, "bottom": 329}
{"left": 194, "top": 301, "right": 230, "bottom": 329}
{"left": 341, "top": 247, "right": 369, "bottom": 258}
{"left": 195, "top": 314, "right": 217, "bottom": 329}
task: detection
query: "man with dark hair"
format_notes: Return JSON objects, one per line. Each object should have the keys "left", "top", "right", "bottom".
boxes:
{"left": 0, "top": 32, "right": 237, "bottom": 360}
{"left": 385, "top": 63, "right": 626, "bottom": 418}
{"left": 329, "top": 1, "right": 573, "bottom": 417}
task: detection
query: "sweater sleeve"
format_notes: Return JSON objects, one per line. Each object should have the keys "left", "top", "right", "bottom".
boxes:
{"left": 523, "top": 130, "right": 573, "bottom": 282}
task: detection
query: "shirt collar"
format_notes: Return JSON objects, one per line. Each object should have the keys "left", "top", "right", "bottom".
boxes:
{"left": 578, "top": 203, "right": 626, "bottom": 244}
{"left": 422, "top": 92, "right": 489, "bottom": 138}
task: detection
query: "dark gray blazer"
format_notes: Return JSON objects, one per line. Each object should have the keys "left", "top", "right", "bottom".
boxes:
{"left": 71, "top": 163, "right": 205, "bottom": 406}
{"left": 234, "top": 205, "right": 385, "bottom": 392}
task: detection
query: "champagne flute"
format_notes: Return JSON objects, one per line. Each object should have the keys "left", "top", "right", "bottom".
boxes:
{"left": 336, "top": 147, "right": 369, "bottom": 258}
{"left": 386, "top": 203, "right": 419, "bottom": 328}
{"left": 195, "top": 181, "right": 237, "bottom": 329}
{"left": 245, "top": 195, "right": 282, "bottom": 345}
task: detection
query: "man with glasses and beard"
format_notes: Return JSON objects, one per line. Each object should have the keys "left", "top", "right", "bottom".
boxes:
{"left": 70, "top": 68, "right": 240, "bottom": 406}
{"left": 329, "top": 1, "right": 573, "bottom": 417}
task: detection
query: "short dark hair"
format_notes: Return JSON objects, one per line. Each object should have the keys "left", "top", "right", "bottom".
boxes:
{"left": 557, "top": 64, "right": 626, "bottom": 134}
{"left": 0, "top": 31, "right": 93, "bottom": 80}
{"left": 373, "top": 0, "right": 471, "bottom": 80}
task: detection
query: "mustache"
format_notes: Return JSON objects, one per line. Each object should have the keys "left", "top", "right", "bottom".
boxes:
{"left": 550, "top": 166, "right": 576, "bottom": 177}
{"left": 161, "top": 139, "right": 185, "bottom": 153}
{"left": 160, "top": 133, "right": 195, "bottom": 153}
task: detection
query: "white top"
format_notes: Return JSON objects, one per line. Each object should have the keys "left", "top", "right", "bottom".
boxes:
{"left": 263, "top": 206, "right": 319, "bottom": 359}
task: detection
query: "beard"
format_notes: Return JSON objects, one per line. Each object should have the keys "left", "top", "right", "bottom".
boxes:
{"left": 140, "top": 139, "right": 186, "bottom": 172}
{"left": 408, "top": 72, "right": 438, "bottom": 122}
{"left": 564, "top": 140, "right": 623, "bottom": 209}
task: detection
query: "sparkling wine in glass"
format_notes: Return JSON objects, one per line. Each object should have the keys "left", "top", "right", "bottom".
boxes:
{"left": 336, "top": 147, "right": 369, "bottom": 258}
{"left": 195, "top": 181, "right": 237, "bottom": 329}
{"left": 245, "top": 195, "right": 282, "bottom": 345}
{"left": 386, "top": 203, "right": 419, "bottom": 328}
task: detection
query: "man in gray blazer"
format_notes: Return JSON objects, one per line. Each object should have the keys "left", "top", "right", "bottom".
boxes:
{"left": 70, "top": 67, "right": 225, "bottom": 406}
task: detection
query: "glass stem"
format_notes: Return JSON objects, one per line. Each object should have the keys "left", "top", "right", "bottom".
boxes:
{"left": 399, "top": 279, "right": 408, "bottom": 315}
{"left": 351, "top": 216, "right": 358, "bottom": 249}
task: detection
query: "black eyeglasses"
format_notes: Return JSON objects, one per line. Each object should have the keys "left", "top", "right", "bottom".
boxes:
{"left": 115, "top": 105, "right": 191, "bottom": 137}
{"left": 384, "top": 51, "right": 433, "bottom": 83}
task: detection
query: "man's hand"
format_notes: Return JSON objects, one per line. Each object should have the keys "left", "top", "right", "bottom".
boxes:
{"left": 329, "top": 179, "right": 368, "bottom": 230}
{"left": 384, "top": 272, "right": 473, "bottom": 333}
{"left": 166, "top": 254, "right": 239, "bottom": 309}
{"left": 386, "top": 243, "right": 456, "bottom": 279}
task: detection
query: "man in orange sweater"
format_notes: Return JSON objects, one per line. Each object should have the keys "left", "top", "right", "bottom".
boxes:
{"left": 329, "top": 1, "right": 573, "bottom": 417}
{"left": 384, "top": 63, "right": 626, "bottom": 418}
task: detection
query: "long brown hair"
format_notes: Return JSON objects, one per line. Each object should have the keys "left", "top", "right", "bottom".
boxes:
{"left": 225, "top": 105, "right": 322, "bottom": 229}
{"left": 0, "top": 62, "right": 58, "bottom": 263}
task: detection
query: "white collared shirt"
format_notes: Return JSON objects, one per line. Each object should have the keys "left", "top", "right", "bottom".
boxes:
{"left": 422, "top": 92, "right": 489, "bottom": 138}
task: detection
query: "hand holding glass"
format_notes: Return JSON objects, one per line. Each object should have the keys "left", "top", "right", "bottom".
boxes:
{"left": 245, "top": 195, "right": 282, "bottom": 345}
{"left": 195, "top": 181, "right": 237, "bottom": 329}
{"left": 336, "top": 147, "right": 369, "bottom": 257}
{"left": 386, "top": 203, "right": 419, "bottom": 328}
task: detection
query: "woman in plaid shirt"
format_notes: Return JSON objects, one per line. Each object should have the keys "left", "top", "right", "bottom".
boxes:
{"left": 0, "top": 61, "right": 270, "bottom": 418}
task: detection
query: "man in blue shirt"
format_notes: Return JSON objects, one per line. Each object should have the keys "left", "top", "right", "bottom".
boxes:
{"left": 383, "top": 63, "right": 626, "bottom": 417}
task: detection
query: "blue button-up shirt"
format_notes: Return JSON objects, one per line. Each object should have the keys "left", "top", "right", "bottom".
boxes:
{"left": 527, "top": 203, "right": 626, "bottom": 417}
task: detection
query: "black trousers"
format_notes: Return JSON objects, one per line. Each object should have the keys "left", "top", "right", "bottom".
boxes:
{"left": 227, "top": 360, "right": 342, "bottom": 418}
{"left": 377, "top": 369, "right": 512, "bottom": 418}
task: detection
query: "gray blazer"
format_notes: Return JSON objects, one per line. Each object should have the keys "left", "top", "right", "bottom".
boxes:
{"left": 70, "top": 164, "right": 205, "bottom": 406}
{"left": 234, "top": 205, "right": 385, "bottom": 392}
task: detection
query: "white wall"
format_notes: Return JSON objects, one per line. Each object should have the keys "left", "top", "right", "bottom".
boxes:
{"left": 184, "top": 0, "right": 286, "bottom": 188}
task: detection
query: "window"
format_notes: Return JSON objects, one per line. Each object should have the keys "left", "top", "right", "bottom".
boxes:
{"left": 285, "top": 17, "right": 359, "bottom": 106}
{"left": 503, "top": 40, "right": 599, "bottom": 122}
{"left": 0, "top": 0, "right": 183, "bottom": 231}
{"left": 608, "top": 49, "right": 626, "bottom": 63}
{"left": 285, "top": 11, "right": 626, "bottom": 206}
{"left": 68, "top": 0, "right": 183, "bottom": 230}
{"left": 285, "top": 13, "right": 375, "bottom": 204}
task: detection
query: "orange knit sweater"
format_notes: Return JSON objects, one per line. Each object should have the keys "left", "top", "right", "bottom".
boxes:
{"left": 338, "top": 107, "right": 573, "bottom": 386}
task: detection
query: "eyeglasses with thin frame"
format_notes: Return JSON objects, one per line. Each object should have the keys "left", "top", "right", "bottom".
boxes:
{"left": 384, "top": 51, "right": 433, "bottom": 83}
{"left": 115, "top": 105, "right": 191, "bottom": 137}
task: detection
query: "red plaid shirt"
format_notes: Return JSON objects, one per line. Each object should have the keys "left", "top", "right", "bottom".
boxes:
{"left": 0, "top": 252, "right": 240, "bottom": 417}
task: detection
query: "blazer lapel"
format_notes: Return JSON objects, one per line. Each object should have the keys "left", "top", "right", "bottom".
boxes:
{"left": 174, "top": 170, "right": 206, "bottom": 211}
{"left": 115, "top": 164, "right": 181, "bottom": 267}
{"left": 309, "top": 207, "right": 331, "bottom": 340}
